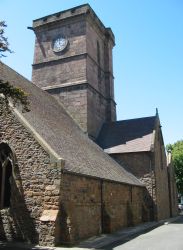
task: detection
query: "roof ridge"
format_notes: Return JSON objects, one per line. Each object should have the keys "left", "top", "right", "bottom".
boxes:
{"left": 0, "top": 60, "right": 31, "bottom": 84}
{"left": 0, "top": 61, "right": 143, "bottom": 186}
{"left": 0, "top": 61, "right": 84, "bottom": 131}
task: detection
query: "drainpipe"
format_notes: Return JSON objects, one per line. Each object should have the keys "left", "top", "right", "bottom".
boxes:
{"left": 149, "top": 156, "right": 154, "bottom": 220}
{"left": 167, "top": 150, "right": 172, "bottom": 217}
{"left": 149, "top": 151, "right": 157, "bottom": 221}
{"left": 100, "top": 179, "right": 104, "bottom": 233}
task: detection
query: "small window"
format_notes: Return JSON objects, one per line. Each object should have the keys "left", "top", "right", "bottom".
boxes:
{"left": 0, "top": 143, "right": 13, "bottom": 209}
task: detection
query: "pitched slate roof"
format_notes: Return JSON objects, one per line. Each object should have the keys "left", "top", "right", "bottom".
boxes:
{"left": 97, "top": 117, "right": 156, "bottom": 154}
{"left": 0, "top": 61, "right": 143, "bottom": 186}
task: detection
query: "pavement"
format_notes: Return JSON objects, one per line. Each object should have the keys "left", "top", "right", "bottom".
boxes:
{"left": 0, "top": 215, "right": 181, "bottom": 250}
{"left": 110, "top": 215, "right": 183, "bottom": 249}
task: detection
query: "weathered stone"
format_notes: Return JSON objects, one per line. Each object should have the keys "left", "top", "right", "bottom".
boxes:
{"left": 40, "top": 210, "right": 59, "bottom": 222}
{"left": 32, "top": 4, "right": 116, "bottom": 140}
{"left": 112, "top": 126, "right": 174, "bottom": 221}
{"left": 0, "top": 3, "right": 177, "bottom": 248}
{"left": 45, "top": 185, "right": 57, "bottom": 191}
{"left": 0, "top": 98, "right": 62, "bottom": 245}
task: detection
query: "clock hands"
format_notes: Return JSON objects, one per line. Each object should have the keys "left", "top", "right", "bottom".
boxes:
{"left": 53, "top": 37, "right": 68, "bottom": 52}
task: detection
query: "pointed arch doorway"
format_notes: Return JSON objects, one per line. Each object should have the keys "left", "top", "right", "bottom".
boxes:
{"left": 0, "top": 142, "right": 14, "bottom": 209}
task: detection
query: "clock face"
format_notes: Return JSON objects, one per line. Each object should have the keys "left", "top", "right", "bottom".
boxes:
{"left": 52, "top": 37, "right": 68, "bottom": 53}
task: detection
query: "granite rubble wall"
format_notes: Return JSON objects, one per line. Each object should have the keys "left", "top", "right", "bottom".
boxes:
{"left": 0, "top": 100, "right": 62, "bottom": 246}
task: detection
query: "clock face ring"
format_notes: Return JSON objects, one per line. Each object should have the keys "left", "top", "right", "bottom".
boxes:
{"left": 52, "top": 36, "right": 68, "bottom": 53}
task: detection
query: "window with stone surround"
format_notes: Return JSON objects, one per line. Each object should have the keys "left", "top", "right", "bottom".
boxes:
{"left": 0, "top": 143, "right": 13, "bottom": 209}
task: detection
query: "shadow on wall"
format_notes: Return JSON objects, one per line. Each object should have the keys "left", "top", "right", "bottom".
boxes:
{"left": 143, "top": 188, "right": 155, "bottom": 222}
{"left": 0, "top": 214, "right": 6, "bottom": 240}
{"left": 10, "top": 177, "right": 39, "bottom": 243}
{"left": 0, "top": 142, "right": 38, "bottom": 244}
{"left": 0, "top": 241, "right": 56, "bottom": 250}
{"left": 102, "top": 202, "right": 134, "bottom": 233}
{"left": 102, "top": 203, "right": 111, "bottom": 234}
{"left": 52, "top": 180, "right": 156, "bottom": 246}
{"left": 126, "top": 201, "right": 134, "bottom": 227}
{"left": 54, "top": 203, "right": 71, "bottom": 245}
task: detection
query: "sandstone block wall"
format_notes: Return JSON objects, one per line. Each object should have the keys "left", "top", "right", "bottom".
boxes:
{"left": 0, "top": 100, "right": 149, "bottom": 247}
{"left": 87, "top": 86, "right": 109, "bottom": 138}
{"left": 112, "top": 152, "right": 155, "bottom": 221}
{"left": 32, "top": 17, "right": 86, "bottom": 70}
{"left": 48, "top": 85, "right": 88, "bottom": 133}
{"left": 32, "top": 16, "right": 87, "bottom": 89}
{"left": 153, "top": 130, "right": 171, "bottom": 220}
{"left": 58, "top": 173, "right": 147, "bottom": 244}
{"left": 32, "top": 10, "right": 116, "bottom": 140}
{"left": 86, "top": 18, "right": 116, "bottom": 123}
{"left": 111, "top": 126, "right": 173, "bottom": 221}
{"left": 59, "top": 173, "right": 101, "bottom": 244}
{"left": 167, "top": 162, "right": 178, "bottom": 217}
{"left": 102, "top": 181, "right": 143, "bottom": 232}
{"left": 33, "top": 56, "right": 87, "bottom": 89}
{"left": 112, "top": 153, "right": 152, "bottom": 179}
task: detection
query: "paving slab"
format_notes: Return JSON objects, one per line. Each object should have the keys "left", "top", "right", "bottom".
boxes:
{"left": 78, "top": 215, "right": 181, "bottom": 249}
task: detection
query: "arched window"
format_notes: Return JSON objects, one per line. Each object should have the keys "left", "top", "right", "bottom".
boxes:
{"left": 0, "top": 143, "right": 13, "bottom": 209}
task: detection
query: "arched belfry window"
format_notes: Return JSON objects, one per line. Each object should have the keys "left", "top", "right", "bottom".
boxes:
{"left": 0, "top": 143, "right": 14, "bottom": 209}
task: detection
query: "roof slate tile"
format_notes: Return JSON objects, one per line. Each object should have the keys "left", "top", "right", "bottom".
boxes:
{"left": 97, "top": 117, "right": 156, "bottom": 154}
{"left": 0, "top": 61, "right": 143, "bottom": 187}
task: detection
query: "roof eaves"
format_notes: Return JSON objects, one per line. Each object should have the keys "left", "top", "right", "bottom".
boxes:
{"left": 104, "top": 149, "right": 151, "bottom": 154}
{"left": 61, "top": 168, "right": 145, "bottom": 187}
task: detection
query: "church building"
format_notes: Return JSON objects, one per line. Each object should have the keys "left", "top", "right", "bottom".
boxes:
{"left": 0, "top": 4, "right": 177, "bottom": 246}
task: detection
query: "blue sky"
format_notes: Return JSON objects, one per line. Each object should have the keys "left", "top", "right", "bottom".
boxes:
{"left": 1, "top": 0, "right": 183, "bottom": 145}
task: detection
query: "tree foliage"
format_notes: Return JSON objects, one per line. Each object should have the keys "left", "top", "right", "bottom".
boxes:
{"left": 167, "top": 140, "right": 183, "bottom": 194}
{"left": 0, "top": 80, "right": 29, "bottom": 112}
{"left": 0, "top": 21, "right": 12, "bottom": 58}
{"left": 0, "top": 21, "right": 29, "bottom": 111}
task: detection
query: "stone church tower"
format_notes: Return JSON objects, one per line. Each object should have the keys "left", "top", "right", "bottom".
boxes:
{"left": 31, "top": 4, "right": 116, "bottom": 139}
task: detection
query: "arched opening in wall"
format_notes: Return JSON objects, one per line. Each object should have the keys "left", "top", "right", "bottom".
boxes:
{"left": 0, "top": 161, "right": 2, "bottom": 206}
{"left": 0, "top": 143, "right": 14, "bottom": 209}
{"left": 4, "top": 161, "right": 12, "bottom": 208}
